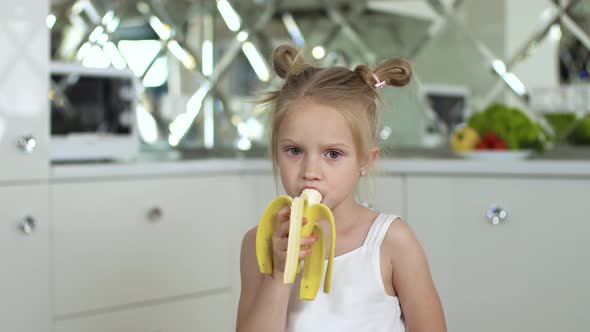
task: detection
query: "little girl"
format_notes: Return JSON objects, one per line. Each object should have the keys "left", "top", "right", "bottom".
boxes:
{"left": 236, "top": 45, "right": 446, "bottom": 332}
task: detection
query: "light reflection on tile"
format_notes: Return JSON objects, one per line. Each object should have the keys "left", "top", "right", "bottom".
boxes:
{"left": 5, "top": 19, "right": 34, "bottom": 44}
{"left": 0, "top": 24, "right": 17, "bottom": 79}
{"left": 2, "top": 59, "right": 45, "bottom": 115}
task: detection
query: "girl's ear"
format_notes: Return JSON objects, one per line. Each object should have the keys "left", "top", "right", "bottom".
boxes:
{"left": 362, "top": 146, "right": 380, "bottom": 172}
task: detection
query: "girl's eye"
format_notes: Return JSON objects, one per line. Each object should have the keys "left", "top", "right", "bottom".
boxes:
{"left": 326, "top": 150, "right": 342, "bottom": 159}
{"left": 287, "top": 147, "right": 302, "bottom": 156}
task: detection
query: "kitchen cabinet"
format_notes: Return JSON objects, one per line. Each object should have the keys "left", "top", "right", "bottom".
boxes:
{"left": 0, "top": 0, "right": 49, "bottom": 182}
{"left": 407, "top": 176, "right": 590, "bottom": 332}
{"left": 0, "top": 184, "right": 51, "bottom": 332}
{"left": 366, "top": 175, "right": 405, "bottom": 217}
{"left": 54, "top": 292, "right": 233, "bottom": 332}
{"left": 51, "top": 175, "right": 244, "bottom": 329}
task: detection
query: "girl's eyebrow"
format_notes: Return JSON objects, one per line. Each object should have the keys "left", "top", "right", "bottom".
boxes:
{"left": 322, "top": 143, "right": 351, "bottom": 151}
{"left": 280, "top": 139, "right": 350, "bottom": 149}
{"left": 279, "top": 138, "right": 297, "bottom": 144}
{"left": 320, "top": 143, "right": 351, "bottom": 150}
{"left": 279, "top": 138, "right": 351, "bottom": 149}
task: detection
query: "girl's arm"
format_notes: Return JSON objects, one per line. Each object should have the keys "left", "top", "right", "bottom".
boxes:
{"left": 236, "top": 227, "right": 292, "bottom": 332}
{"left": 386, "top": 219, "right": 447, "bottom": 332}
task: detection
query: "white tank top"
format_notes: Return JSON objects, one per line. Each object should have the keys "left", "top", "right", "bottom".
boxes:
{"left": 286, "top": 213, "right": 406, "bottom": 332}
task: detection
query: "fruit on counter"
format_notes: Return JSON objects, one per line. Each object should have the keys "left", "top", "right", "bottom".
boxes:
{"left": 450, "top": 126, "right": 481, "bottom": 152}
{"left": 468, "top": 103, "right": 547, "bottom": 151}
{"left": 256, "top": 188, "right": 335, "bottom": 300}
{"left": 475, "top": 132, "right": 508, "bottom": 150}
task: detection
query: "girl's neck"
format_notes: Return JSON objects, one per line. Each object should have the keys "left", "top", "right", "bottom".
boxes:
{"left": 330, "top": 197, "right": 373, "bottom": 232}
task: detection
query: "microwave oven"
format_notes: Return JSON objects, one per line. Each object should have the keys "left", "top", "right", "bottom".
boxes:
{"left": 49, "top": 62, "right": 140, "bottom": 162}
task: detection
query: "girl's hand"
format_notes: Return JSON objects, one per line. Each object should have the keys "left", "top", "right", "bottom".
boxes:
{"left": 271, "top": 206, "right": 318, "bottom": 277}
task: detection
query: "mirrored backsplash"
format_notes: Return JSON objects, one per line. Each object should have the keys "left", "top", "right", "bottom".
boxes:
{"left": 48, "top": 0, "right": 590, "bottom": 159}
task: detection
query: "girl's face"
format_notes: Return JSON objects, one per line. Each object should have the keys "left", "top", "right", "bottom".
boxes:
{"left": 276, "top": 100, "right": 365, "bottom": 210}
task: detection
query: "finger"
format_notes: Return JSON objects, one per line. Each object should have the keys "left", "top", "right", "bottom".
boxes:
{"left": 299, "top": 233, "right": 317, "bottom": 246}
{"left": 299, "top": 248, "right": 312, "bottom": 260}
{"left": 276, "top": 217, "right": 291, "bottom": 238}
{"left": 272, "top": 236, "right": 288, "bottom": 251}
{"left": 277, "top": 206, "right": 291, "bottom": 223}
{"left": 274, "top": 250, "right": 287, "bottom": 261}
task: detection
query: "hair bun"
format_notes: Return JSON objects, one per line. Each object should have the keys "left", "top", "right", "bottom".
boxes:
{"left": 377, "top": 58, "right": 413, "bottom": 87}
{"left": 271, "top": 45, "right": 310, "bottom": 79}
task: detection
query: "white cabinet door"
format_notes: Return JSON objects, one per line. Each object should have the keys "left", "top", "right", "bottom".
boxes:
{"left": 243, "top": 173, "right": 280, "bottom": 233}
{"left": 367, "top": 175, "right": 405, "bottom": 217}
{"left": 0, "top": 0, "right": 49, "bottom": 182}
{"left": 0, "top": 184, "right": 51, "bottom": 332}
{"left": 407, "top": 176, "right": 590, "bottom": 332}
{"left": 51, "top": 175, "right": 242, "bottom": 328}
{"left": 55, "top": 292, "right": 234, "bottom": 332}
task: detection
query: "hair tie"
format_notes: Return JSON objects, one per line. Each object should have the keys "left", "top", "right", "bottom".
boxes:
{"left": 372, "top": 73, "right": 386, "bottom": 90}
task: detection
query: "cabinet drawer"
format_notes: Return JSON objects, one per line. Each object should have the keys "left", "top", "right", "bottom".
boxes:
{"left": 52, "top": 175, "right": 244, "bottom": 316}
{"left": 0, "top": 184, "right": 51, "bottom": 332}
{"left": 407, "top": 176, "right": 590, "bottom": 332}
{"left": 55, "top": 291, "right": 234, "bottom": 332}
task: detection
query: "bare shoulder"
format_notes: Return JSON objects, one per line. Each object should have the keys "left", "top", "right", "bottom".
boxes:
{"left": 240, "top": 226, "right": 260, "bottom": 275}
{"left": 241, "top": 225, "right": 258, "bottom": 253}
{"left": 382, "top": 217, "right": 423, "bottom": 256}
{"left": 381, "top": 217, "right": 431, "bottom": 282}
{"left": 382, "top": 217, "right": 447, "bottom": 331}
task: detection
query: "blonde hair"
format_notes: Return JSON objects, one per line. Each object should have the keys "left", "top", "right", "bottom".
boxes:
{"left": 260, "top": 45, "right": 413, "bottom": 179}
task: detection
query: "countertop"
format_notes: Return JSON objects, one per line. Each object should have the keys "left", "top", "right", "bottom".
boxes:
{"left": 51, "top": 157, "right": 590, "bottom": 181}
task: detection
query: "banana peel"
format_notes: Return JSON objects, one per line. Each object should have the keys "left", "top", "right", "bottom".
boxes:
{"left": 255, "top": 189, "right": 335, "bottom": 300}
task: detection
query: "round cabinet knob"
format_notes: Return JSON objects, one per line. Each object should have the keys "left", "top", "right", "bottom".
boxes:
{"left": 17, "top": 134, "right": 37, "bottom": 153}
{"left": 147, "top": 206, "right": 163, "bottom": 222}
{"left": 486, "top": 205, "right": 507, "bottom": 225}
{"left": 18, "top": 216, "right": 36, "bottom": 234}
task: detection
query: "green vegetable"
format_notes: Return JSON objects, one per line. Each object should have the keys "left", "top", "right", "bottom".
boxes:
{"left": 568, "top": 115, "right": 590, "bottom": 145}
{"left": 467, "top": 103, "right": 547, "bottom": 152}
{"left": 543, "top": 113, "right": 579, "bottom": 141}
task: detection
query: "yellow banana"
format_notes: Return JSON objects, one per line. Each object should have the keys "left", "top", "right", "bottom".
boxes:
{"left": 255, "top": 189, "right": 335, "bottom": 300}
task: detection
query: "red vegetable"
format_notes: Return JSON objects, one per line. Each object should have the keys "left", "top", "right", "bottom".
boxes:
{"left": 477, "top": 132, "right": 509, "bottom": 150}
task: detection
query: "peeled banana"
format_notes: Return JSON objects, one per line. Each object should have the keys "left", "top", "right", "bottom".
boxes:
{"left": 256, "top": 189, "right": 335, "bottom": 300}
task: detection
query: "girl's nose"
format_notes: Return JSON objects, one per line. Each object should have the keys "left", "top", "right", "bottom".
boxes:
{"left": 302, "top": 157, "right": 321, "bottom": 180}
{"left": 303, "top": 170, "right": 320, "bottom": 181}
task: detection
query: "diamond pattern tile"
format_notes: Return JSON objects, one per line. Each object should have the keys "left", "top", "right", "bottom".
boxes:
{"left": 0, "top": 2, "right": 48, "bottom": 116}
{"left": 0, "top": 25, "right": 18, "bottom": 95}
{"left": 1, "top": 60, "right": 47, "bottom": 115}
{"left": 0, "top": 0, "right": 49, "bottom": 182}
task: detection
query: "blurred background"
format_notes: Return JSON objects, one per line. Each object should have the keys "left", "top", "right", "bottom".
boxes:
{"left": 47, "top": 0, "right": 590, "bottom": 160}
